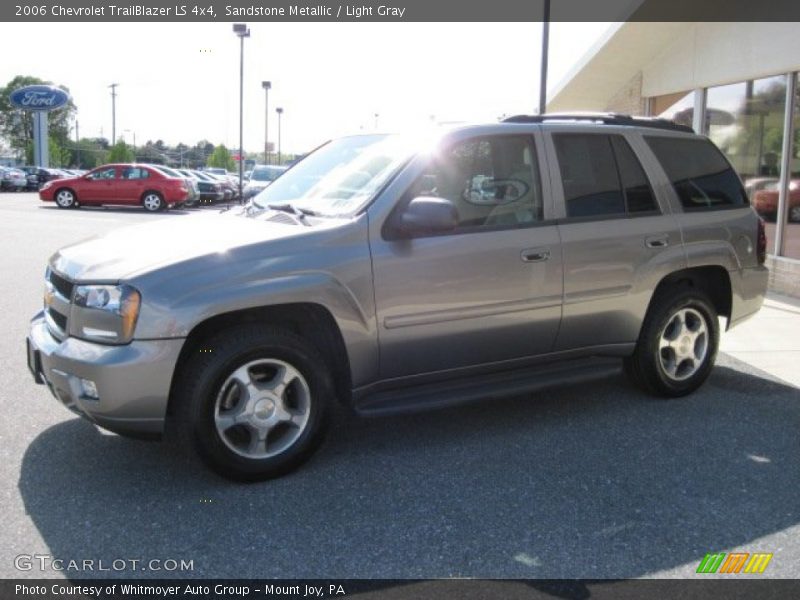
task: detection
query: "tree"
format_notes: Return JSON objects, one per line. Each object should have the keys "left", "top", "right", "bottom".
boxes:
{"left": 107, "top": 139, "right": 134, "bottom": 163}
{"left": 208, "top": 144, "right": 235, "bottom": 171}
{"left": 24, "top": 136, "right": 72, "bottom": 166}
{"left": 0, "top": 75, "right": 77, "bottom": 156}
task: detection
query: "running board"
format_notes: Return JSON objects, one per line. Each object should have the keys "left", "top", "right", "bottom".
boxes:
{"left": 354, "top": 357, "right": 622, "bottom": 417}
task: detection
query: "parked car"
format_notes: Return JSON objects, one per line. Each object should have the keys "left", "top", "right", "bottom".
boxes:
{"left": 203, "top": 171, "right": 238, "bottom": 201}
{"left": 148, "top": 165, "right": 199, "bottom": 207}
{"left": 243, "top": 165, "right": 287, "bottom": 200}
{"left": 38, "top": 163, "right": 189, "bottom": 211}
{"left": 0, "top": 167, "right": 27, "bottom": 191}
{"left": 26, "top": 114, "right": 768, "bottom": 481}
{"left": 183, "top": 170, "right": 225, "bottom": 204}
{"left": 20, "top": 166, "right": 58, "bottom": 190}
{"left": 752, "top": 180, "right": 800, "bottom": 222}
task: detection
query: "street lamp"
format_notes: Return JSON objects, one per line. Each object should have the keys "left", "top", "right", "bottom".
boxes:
{"left": 276, "top": 107, "right": 284, "bottom": 165}
{"left": 262, "top": 81, "right": 271, "bottom": 165}
{"left": 109, "top": 83, "right": 119, "bottom": 144}
{"left": 124, "top": 129, "right": 136, "bottom": 159}
{"left": 233, "top": 23, "right": 250, "bottom": 203}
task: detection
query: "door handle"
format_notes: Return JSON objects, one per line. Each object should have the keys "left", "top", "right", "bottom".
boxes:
{"left": 521, "top": 248, "right": 550, "bottom": 263}
{"left": 645, "top": 235, "right": 669, "bottom": 249}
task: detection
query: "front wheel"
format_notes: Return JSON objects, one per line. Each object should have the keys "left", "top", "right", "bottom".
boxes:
{"left": 624, "top": 288, "right": 719, "bottom": 397}
{"left": 172, "top": 325, "right": 333, "bottom": 481}
{"left": 54, "top": 188, "right": 77, "bottom": 208}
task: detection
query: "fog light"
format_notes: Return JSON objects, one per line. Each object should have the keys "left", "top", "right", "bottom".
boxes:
{"left": 80, "top": 378, "right": 99, "bottom": 399}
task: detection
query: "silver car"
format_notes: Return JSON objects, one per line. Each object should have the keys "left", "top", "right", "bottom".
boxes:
{"left": 26, "top": 114, "right": 768, "bottom": 481}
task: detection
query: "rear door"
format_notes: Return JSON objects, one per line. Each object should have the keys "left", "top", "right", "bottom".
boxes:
{"left": 117, "top": 166, "right": 151, "bottom": 204}
{"left": 369, "top": 132, "right": 563, "bottom": 379}
{"left": 544, "top": 128, "right": 684, "bottom": 350}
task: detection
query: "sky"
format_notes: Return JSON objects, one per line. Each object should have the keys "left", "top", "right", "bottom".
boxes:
{"left": 0, "top": 22, "right": 611, "bottom": 155}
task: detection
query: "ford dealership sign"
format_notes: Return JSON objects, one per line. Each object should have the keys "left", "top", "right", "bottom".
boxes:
{"left": 9, "top": 85, "right": 70, "bottom": 111}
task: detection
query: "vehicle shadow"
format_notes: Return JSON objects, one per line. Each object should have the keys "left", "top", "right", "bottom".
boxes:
{"left": 17, "top": 355, "right": 799, "bottom": 579}
{"left": 36, "top": 205, "right": 206, "bottom": 215}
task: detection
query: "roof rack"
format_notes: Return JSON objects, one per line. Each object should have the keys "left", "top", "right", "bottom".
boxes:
{"left": 502, "top": 112, "right": 694, "bottom": 133}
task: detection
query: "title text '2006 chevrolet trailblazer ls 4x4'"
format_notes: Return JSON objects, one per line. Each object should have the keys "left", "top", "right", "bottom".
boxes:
{"left": 27, "top": 114, "right": 768, "bottom": 480}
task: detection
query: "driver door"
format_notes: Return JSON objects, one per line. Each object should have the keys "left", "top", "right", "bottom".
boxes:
{"left": 369, "top": 133, "right": 563, "bottom": 379}
{"left": 80, "top": 166, "right": 118, "bottom": 203}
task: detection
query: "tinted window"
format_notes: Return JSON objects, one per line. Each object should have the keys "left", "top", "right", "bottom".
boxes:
{"left": 611, "top": 137, "right": 658, "bottom": 213}
{"left": 646, "top": 136, "right": 748, "bottom": 209}
{"left": 89, "top": 167, "right": 116, "bottom": 180}
{"left": 121, "top": 167, "right": 150, "bottom": 180}
{"left": 554, "top": 134, "right": 625, "bottom": 217}
{"left": 408, "top": 135, "right": 543, "bottom": 231}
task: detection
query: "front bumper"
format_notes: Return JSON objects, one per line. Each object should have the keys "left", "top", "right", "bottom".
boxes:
{"left": 27, "top": 312, "right": 184, "bottom": 436}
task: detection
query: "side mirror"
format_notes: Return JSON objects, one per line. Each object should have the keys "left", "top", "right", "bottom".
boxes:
{"left": 396, "top": 196, "right": 458, "bottom": 237}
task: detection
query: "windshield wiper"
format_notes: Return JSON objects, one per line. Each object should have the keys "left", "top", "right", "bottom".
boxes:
{"left": 267, "top": 203, "right": 320, "bottom": 218}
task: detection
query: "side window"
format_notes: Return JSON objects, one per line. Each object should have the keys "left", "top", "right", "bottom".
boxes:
{"left": 611, "top": 136, "right": 658, "bottom": 213}
{"left": 554, "top": 134, "right": 625, "bottom": 218}
{"left": 121, "top": 167, "right": 150, "bottom": 180}
{"left": 90, "top": 167, "right": 117, "bottom": 180}
{"left": 645, "top": 136, "right": 748, "bottom": 210}
{"left": 409, "top": 135, "right": 543, "bottom": 232}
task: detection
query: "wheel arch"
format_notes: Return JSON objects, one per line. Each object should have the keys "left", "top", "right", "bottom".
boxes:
{"left": 141, "top": 189, "right": 164, "bottom": 201}
{"left": 54, "top": 186, "right": 78, "bottom": 201}
{"left": 166, "top": 302, "right": 353, "bottom": 418}
{"left": 642, "top": 266, "right": 732, "bottom": 333}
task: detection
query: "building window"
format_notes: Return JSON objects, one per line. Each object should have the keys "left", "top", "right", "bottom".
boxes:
{"left": 654, "top": 90, "right": 695, "bottom": 129}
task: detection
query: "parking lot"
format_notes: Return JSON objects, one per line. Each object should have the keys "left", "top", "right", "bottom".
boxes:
{"left": 1, "top": 192, "right": 798, "bottom": 579}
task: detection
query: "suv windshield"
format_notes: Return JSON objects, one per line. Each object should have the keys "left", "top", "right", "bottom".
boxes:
{"left": 252, "top": 134, "right": 413, "bottom": 216}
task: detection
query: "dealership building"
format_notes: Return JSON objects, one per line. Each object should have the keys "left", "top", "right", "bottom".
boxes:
{"left": 549, "top": 21, "right": 800, "bottom": 296}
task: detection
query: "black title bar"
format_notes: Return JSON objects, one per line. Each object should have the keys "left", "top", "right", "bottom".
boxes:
{"left": 3, "top": 0, "right": 800, "bottom": 22}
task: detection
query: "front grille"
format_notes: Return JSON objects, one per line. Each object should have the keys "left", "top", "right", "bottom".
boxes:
{"left": 45, "top": 268, "right": 73, "bottom": 339}
{"left": 49, "top": 269, "right": 74, "bottom": 300}
{"left": 46, "top": 307, "right": 67, "bottom": 331}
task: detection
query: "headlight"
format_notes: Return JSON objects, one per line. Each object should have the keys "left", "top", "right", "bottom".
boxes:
{"left": 73, "top": 284, "right": 141, "bottom": 344}
{"left": 41, "top": 181, "right": 53, "bottom": 190}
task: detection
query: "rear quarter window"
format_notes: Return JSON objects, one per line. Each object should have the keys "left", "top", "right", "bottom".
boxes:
{"left": 645, "top": 136, "right": 747, "bottom": 210}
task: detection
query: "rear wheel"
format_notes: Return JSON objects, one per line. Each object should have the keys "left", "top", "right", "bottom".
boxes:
{"left": 625, "top": 287, "right": 719, "bottom": 397}
{"left": 172, "top": 325, "right": 333, "bottom": 481}
{"left": 142, "top": 192, "right": 164, "bottom": 212}
{"left": 789, "top": 205, "right": 800, "bottom": 223}
{"left": 54, "top": 188, "right": 77, "bottom": 209}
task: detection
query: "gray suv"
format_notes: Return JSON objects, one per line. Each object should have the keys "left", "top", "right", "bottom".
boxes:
{"left": 26, "top": 114, "right": 768, "bottom": 481}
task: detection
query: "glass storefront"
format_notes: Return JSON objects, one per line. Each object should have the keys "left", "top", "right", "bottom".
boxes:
{"left": 782, "top": 82, "right": 800, "bottom": 259}
{"left": 653, "top": 74, "right": 799, "bottom": 261}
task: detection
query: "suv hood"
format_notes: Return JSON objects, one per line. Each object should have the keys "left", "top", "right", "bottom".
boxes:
{"left": 51, "top": 212, "right": 308, "bottom": 281}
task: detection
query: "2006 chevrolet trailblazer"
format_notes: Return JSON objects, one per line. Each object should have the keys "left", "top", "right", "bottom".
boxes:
{"left": 26, "top": 114, "right": 768, "bottom": 480}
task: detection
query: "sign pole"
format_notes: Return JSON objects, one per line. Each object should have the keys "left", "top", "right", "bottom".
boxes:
{"left": 33, "top": 111, "right": 49, "bottom": 168}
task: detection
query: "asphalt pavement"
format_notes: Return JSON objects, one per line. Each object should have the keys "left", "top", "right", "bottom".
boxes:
{"left": 0, "top": 193, "right": 797, "bottom": 580}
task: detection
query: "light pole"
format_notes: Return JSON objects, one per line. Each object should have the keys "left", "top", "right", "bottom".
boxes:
{"left": 276, "top": 107, "right": 283, "bottom": 165}
{"left": 374, "top": 113, "right": 379, "bottom": 130}
{"left": 233, "top": 23, "right": 250, "bottom": 203}
{"left": 124, "top": 129, "right": 136, "bottom": 159}
{"left": 538, "top": 0, "right": 550, "bottom": 115}
{"left": 109, "top": 83, "right": 119, "bottom": 144}
{"left": 262, "top": 80, "right": 271, "bottom": 165}
{"left": 75, "top": 120, "right": 80, "bottom": 168}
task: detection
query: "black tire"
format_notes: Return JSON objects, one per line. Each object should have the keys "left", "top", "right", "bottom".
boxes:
{"left": 624, "top": 287, "right": 719, "bottom": 398}
{"left": 141, "top": 191, "right": 164, "bottom": 212}
{"left": 172, "top": 325, "right": 333, "bottom": 481}
{"left": 54, "top": 188, "right": 77, "bottom": 209}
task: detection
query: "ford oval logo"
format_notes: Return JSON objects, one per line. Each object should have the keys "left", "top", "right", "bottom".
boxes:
{"left": 8, "top": 85, "right": 70, "bottom": 112}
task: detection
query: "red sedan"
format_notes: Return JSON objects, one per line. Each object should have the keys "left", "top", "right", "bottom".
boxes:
{"left": 39, "top": 163, "right": 189, "bottom": 211}
{"left": 752, "top": 180, "right": 800, "bottom": 222}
